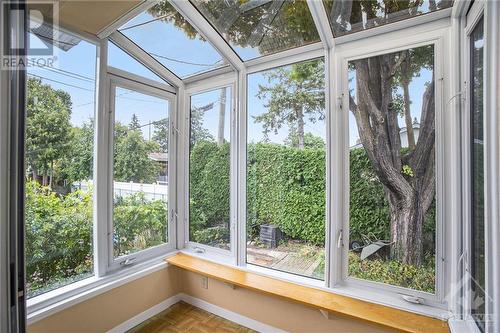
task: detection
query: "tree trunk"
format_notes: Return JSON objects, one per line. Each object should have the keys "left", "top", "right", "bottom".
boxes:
{"left": 403, "top": 81, "right": 416, "bottom": 149}
{"left": 389, "top": 192, "right": 424, "bottom": 266}
{"left": 217, "top": 88, "right": 226, "bottom": 146}
{"left": 297, "top": 107, "right": 305, "bottom": 150}
{"left": 349, "top": 52, "right": 436, "bottom": 267}
{"left": 48, "top": 160, "right": 53, "bottom": 189}
{"left": 42, "top": 172, "right": 48, "bottom": 186}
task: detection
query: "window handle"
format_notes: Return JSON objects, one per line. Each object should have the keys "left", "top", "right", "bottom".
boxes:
{"left": 120, "top": 257, "right": 136, "bottom": 266}
{"left": 337, "top": 229, "right": 343, "bottom": 248}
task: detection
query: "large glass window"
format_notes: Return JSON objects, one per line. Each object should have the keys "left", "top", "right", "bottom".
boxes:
{"left": 246, "top": 59, "right": 326, "bottom": 280}
{"left": 26, "top": 34, "right": 96, "bottom": 298}
{"left": 470, "top": 17, "right": 485, "bottom": 330}
{"left": 189, "top": 87, "right": 232, "bottom": 250}
{"left": 112, "top": 86, "right": 170, "bottom": 259}
{"left": 347, "top": 45, "right": 436, "bottom": 293}
{"left": 191, "top": 0, "right": 320, "bottom": 60}
{"left": 323, "top": 0, "right": 453, "bottom": 37}
{"left": 118, "top": 1, "right": 225, "bottom": 78}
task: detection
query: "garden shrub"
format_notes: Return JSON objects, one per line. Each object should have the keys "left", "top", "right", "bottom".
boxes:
{"left": 348, "top": 252, "right": 436, "bottom": 293}
{"left": 192, "top": 226, "right": 230, "bottom": 249}
{"left": 113, "top": 192, "right": 167, "bottom": 257}
{"left": 25, "top": 180, "right": 167, "bottom": 297}
{"left": 25, "top": 181, "right": 93, "bottom": 297}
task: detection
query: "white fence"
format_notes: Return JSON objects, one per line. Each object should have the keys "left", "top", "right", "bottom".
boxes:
{"left": 75, "top": 181, "right": 168, "bottom": 201}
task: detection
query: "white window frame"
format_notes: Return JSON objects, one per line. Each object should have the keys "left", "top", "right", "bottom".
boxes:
{"left": 240, "top": 53, "right": 329, "bottom": 287}
{"left": 106, "top": 72, "right": 177, "bottom": 273}
{"left": 181, "top": 73, "right": 238, "bottom": 264}
{"left": 26, "top": 0, "right": 500, "bottom": 327}
{"left": 458, "top": 1, "right": 500, "bottom": 332}
{"left": 462, "top": 2, "right": 485, "bottom": 330}
{"left": 333, "top": 20, "right": 451, "bottom": 310}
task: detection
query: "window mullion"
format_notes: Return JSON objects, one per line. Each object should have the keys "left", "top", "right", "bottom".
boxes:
{"left": 94, "top": 39, "right": 111, "bottom": 278}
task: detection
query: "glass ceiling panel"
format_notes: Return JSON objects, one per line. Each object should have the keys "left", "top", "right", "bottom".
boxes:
{"left": 323, "top": 0, "right": 453, "bottom": 37}
{"left": 118, "top": 1, "right": 226, "bottom": 78}
{"left": 190, "top": 0, "right": 321, "bottom": 61}
{"left": 108, "top": 42, "right": 170, "bottom": 84}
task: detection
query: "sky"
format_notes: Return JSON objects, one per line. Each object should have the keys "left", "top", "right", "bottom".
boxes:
{"left": 27, "top": 5, "right": 432, "bottom": 152}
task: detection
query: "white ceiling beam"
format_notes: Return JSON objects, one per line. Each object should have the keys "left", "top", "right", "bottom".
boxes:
{"left": 109, "top": 30, "right": 184, "bottom": 88}
{"left": 183, "top": 65, "right": 235, "bottom": 86}
{"left": 307, "top": 0, "right": 335, "bottom": 49}
{"left": 169, "top": 0, "right": 245, "bottom": 72}
{"left": 246, "top": 42, "right": 324, "bottom": 74}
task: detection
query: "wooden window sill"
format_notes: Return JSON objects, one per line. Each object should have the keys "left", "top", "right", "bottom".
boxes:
{"left": 166, "top": 253, "right": 450, "bottom": 333}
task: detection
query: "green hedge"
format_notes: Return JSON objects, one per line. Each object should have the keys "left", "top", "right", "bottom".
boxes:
{"left": 247, "top": 143, "right": 326, "bottom": 245}
{"left": 192, "top": 143, "right": 435, "bottom": 248}
{"left": 189, "top": 141, "right": 231, "bottom": 246}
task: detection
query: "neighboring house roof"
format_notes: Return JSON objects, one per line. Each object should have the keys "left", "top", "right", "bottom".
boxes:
{"left": 148, "top": 152, "right": 168, "bottom": 162}
{"left": 350, "top": 122, "right": 420, "bottom": 149}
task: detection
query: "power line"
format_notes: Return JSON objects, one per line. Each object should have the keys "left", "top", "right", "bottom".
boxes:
{"left": 33, "top": 64, "right": 94, "bottom": 83}
{"left": 28, "top": 73, "right": 94, "bottom": 92}
{"left": 149, "top": 52, "right": 223, "bottom": 67}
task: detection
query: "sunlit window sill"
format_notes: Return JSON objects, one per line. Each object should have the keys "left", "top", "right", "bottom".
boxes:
{"left": 27, "top": 251, "right": 178, "bottom": 325}
{"left": 180, "top": 249, "right": 449, "bottom": 320}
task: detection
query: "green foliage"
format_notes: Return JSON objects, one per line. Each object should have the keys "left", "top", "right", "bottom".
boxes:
{"left": 60, "top": 119, "right": 95, "bottom": 185}
{"left": 402, "top": 164, "right": 414, "bottom": 177}
{"left": 149, "top": 0, "right": 319, "bottom": 56}
{"left": 189, "top": 141, "right": 230, "bottom": 247}
{"left": 26, "top": 78, "right": 73, "bottom": 184}
{"left": 129, "top": 113, "right": 141, "bottom": 130}
{"left": 25, "top": 180, "right": 93, "bottom": 297}
{"left": 285, "top": 130, "right": 325, "bottom": 149}
{"left": 189, "top": 142, "right": 435, "bottom": 248}
{"left": 247, "top": 143, "right": 326, "bottom": 245}
{"left": 190, "top": 107, "right": 214, "bottom": 147}
{"left": 192, "top": 226, "right": 230, "bottom": 250}
{"left": 152, "top": 118, "right": 169, "bottom": 153}
{"left": 349, "top": 148, "right": 391, "bottom": 241}
{"left": 25, "top": 180, "right": 167, "bottom": 297}
{"left": 114, "top": 125, "right": 161, "bottom": 183}
{"left": 113, "top": 192, "right": 167, "bottom": 257}
{"left": 255, "top": 59, "right": 325, "bottom": 144}
{"left": 348, "top": 252, "right": 436, "bottom": 293}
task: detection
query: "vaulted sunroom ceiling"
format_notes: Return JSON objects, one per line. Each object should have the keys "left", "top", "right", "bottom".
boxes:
{"left": 93, "top": 0, "right": 454, "bottom": 83}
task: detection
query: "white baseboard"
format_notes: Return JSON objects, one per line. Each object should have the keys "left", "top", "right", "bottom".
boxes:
{"left": 179, "top": 293, "right": 287, "bottom": 333}
{"left": 108, "top": 293, "right": 286, "bottom": 333}
{"left": 106, "top": 294, "right": 181, "bottom": 333}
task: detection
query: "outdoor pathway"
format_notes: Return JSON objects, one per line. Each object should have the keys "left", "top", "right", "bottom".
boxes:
{"left": 247, "top": 242, "right": 323, "bottom": 278}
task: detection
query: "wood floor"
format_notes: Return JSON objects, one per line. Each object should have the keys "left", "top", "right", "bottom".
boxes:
{"left": 127, "top": 302, "right": 257, "bottom": 333}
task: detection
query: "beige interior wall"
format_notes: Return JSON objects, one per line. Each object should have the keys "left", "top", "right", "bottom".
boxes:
{"left": 29, "top": 266, "right": 395, "bottom": 333}
{"left": 29, "top": 1, "right": 142, "bottom": 36}
{"left": 179, "top": 270, "right": 394, "bottom": 333}
{"left": 28, "top": 266, "right": 180, "bottom": 333}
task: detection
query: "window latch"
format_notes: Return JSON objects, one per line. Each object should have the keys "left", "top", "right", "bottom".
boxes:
{"left": 120, "top": 257, "right": 137, "bottom": 266}
{"left": 337, "top": 229, "right": 343, "bottom": 248}
{"left": 401, "top": 294, "right": 424, "bottom": 305}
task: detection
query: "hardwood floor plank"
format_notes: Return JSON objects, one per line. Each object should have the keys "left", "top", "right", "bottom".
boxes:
{"left": 127, "top": 302, "right": 257, "bottom": 333}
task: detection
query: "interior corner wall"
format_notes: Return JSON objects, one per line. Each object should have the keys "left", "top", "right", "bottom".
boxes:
{"left": 178, "top": 270, "right": 393, "bottom": 333}
{"left": 28, "top": 266, "right": 396, "bottom": 333}
{"left": 27, "top": 266, "right": 181, "bottom": 333}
